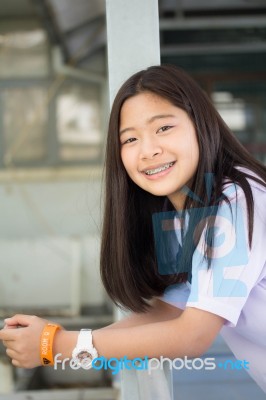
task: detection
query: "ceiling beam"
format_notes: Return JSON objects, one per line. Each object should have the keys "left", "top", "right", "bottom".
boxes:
{"left": 160, "top": 15, "right": 266, "bottom": 30}
{"left": 161, "top": 42, "right": 266, "bottom": 56}
{"left": 161, "top": 0, "right": 266, "bottom": 11}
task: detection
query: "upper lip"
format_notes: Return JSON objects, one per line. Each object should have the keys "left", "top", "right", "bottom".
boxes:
{"left": 140, "top": 161, "right": 175, "bottom": 173}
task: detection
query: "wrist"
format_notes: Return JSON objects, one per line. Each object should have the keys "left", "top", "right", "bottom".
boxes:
{"left": 40, "top": 323, "right": 62, "bottom": 366}
{"left": 53, "top": 330, "right": 78, "bottom": 361}
{"left": 72, "top": 329, "right": 99, "bottom": 368}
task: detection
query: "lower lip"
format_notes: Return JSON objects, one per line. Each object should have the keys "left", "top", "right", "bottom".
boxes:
{"left": 142, "top": 162, "right": 176, "bottom": 180}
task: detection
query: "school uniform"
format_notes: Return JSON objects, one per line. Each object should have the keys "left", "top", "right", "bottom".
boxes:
{"left": 158, "top": 169, "right": 266, "bottom": 392}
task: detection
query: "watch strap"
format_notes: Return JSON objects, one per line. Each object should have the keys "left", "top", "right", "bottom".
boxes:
{"left": 76, "top": 329, "right": 93, "bottom": 349}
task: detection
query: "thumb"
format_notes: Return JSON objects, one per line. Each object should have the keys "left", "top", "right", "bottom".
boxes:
{"left": 4, "top": 314, "right": 36, "bottom": 328}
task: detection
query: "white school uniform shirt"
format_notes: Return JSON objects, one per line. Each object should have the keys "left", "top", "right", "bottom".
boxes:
{"left": 157, "top": 169, "right": 266, "bottom": 393}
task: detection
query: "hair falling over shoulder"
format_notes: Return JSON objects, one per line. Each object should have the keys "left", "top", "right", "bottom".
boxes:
{"left": 100, "top": 64, "right": 266, "bottom": 313}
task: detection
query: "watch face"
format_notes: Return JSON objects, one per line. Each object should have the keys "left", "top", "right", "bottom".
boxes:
{"left": 77, "top": 350, "right": 93, "bottom": 368}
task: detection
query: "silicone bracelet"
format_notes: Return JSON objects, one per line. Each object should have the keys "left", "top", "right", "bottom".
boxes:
{"left": 40, "top": 323, "right": 61, "bottom": 366}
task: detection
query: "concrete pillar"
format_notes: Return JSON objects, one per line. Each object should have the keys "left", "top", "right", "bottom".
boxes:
{"left": 105, "top": 2, "right": 173, "bottom": 400}
{"left": 105, "top": 0, "right": 160, "bottom": 104}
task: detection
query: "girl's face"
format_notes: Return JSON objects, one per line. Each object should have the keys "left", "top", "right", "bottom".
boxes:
{"left": 119, "top": 92, "right": 199, "bottom": 210}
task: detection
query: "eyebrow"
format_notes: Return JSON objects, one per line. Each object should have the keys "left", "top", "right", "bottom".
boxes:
{"left": 119, "top": 114, "right": 176, "bottom": 136}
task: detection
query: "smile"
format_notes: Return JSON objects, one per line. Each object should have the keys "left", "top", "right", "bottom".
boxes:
{"left": 144, "top": 162, "right": 175, "bottom": 175}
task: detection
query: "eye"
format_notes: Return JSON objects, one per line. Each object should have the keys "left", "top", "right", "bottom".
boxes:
{"left": 157, "top": 125, "right": 173, "bottom": 133}
{"left": 121, "top": 137, "right": 137, "bottom": 145}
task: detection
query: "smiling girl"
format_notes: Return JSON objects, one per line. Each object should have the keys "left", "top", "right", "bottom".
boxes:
{"left": 1, "top": 65, "right": 266, "bottom": 393}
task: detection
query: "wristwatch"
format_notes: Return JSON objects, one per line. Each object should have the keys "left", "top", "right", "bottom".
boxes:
{"left": 72, "top": 329, "right": 98, "bottom": 368}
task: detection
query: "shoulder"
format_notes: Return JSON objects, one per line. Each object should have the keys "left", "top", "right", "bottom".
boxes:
{"left": 222, "top": 166, "right": 266, "bottom": 203}
{"left": 220, "top": 166, "right": 266, "bottom": 234}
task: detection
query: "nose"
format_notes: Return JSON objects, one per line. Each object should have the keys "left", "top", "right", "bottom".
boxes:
{"left": 139, "top": 137, "right": 162, "bottom": 160}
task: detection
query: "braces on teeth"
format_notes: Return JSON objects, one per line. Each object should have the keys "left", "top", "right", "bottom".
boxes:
{"left": 145, "top": 162, "right": 174, "bottom": 175}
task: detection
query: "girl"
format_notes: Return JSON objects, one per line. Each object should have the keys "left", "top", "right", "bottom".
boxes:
{"left": 1, "top": 65, "right": 266, "bottom": 392}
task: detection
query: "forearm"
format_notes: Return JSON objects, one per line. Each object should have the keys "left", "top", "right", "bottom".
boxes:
{"left": 103, "top": 298, "right": 183, "bottom": 330}
{"left": 93, "top": 308, "right": 224, "bottom": 359}
{"left": 53, "top": 299, "right": 183, "bottom": 360}
{"left": 54, "top": 319, "right": 187, "bottom": 361}
{"left": 54, "top": 308, "right": 224, "bottom": 361}
{"left": 94, "top": 319, "right": 190, "bottom": 359}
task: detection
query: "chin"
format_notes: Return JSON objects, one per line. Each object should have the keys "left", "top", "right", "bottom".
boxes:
{"left": 145, "top": 188, "right": 172, "bottom": 197}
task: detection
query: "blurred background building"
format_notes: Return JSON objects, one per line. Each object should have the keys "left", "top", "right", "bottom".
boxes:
{"left": 0, "top": 0, "right": 266, "bottom": 399}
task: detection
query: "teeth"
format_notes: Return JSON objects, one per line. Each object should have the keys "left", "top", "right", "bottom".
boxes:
{"left": 145, "top": 162, "right": 174, "bottom": 175}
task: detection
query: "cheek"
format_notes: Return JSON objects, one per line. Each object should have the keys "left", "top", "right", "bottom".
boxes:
{"left": 120, "top": 149, "right": 133, "bottom": 176}
{"left": 184, "top": 133, "right": 199, "bottom": 164}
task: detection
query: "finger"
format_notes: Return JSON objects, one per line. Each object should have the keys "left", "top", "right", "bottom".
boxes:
{"left": 3, "top": 324, "right": 20, "bottom": 330}
{"left": 2, "top": 340, "right": 9, "bottom": 348}
{"left": 0, "top": 329, "right": 16, "bottom": 341}
{"left": 4, "top": 314, "right": 36, "bottom": 328}
{"left": 5, "top": 346, "right": 21, "bottom": 367}
{"left": 11, "top": 359, "right": 21, "bottom": 368}
{"left": 9, "top": 351, "right": 37, "bottom": 369}
{"left": 6, "top": 347, "right": 19, "bottom": 360}
{"left": 0, "top": 323, "right": 29, "bottom": 341}
{"left": 2, "top": 340, "right": 17, "bottom": 350}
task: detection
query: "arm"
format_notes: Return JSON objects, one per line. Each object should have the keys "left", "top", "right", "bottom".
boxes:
{"left": 102, "top": 298, "right": 183, "bottom": 329}
{"left": 56, "top": 307, "right": 224, "bottom": 360}
{"left": 0, "top": 305, "right": 224, "bottom": 368}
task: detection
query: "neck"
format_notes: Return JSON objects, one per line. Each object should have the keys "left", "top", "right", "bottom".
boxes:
{"left": 167, "top": 191, "right": 187, "bottom": 211}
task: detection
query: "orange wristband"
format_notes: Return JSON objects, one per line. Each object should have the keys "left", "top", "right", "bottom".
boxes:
{"left": 40, "top": 323, "right": 61, "bottom": 366}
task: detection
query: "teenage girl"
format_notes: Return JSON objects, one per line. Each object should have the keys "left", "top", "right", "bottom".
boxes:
{"left": 1, "top": 65, "right": 266, "bottom": 392}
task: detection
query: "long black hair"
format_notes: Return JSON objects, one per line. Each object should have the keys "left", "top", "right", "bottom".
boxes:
{"left": 100, "top": 64, "right": 266, "bottom": 312}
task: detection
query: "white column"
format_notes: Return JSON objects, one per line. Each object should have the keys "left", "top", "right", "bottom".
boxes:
{"left": 105, "top": 2, "right": 173, "bottom": 400}
{"left": 105, "top": 0, "right": 160, "bottom": 104}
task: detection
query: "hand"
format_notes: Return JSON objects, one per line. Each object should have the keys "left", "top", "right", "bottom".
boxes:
{"left": 0, "top": 314, "right": 51, "bottom": 368}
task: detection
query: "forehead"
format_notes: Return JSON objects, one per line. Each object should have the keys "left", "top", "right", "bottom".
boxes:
{"left": 122, "top": 92, "right": 174, "bottom": 111}
{"left": 120, "top": 92, "right": 180, "bottom": 124}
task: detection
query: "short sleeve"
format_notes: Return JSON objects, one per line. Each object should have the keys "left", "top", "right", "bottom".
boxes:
{"left": 158, "top": 181, "right": 266, "bottom": 327}
{"left": 156, "top": 282, "right": 191, "bottom": 310}
{"left": 186, "top": 183, "right": 266, "bottom": 326}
